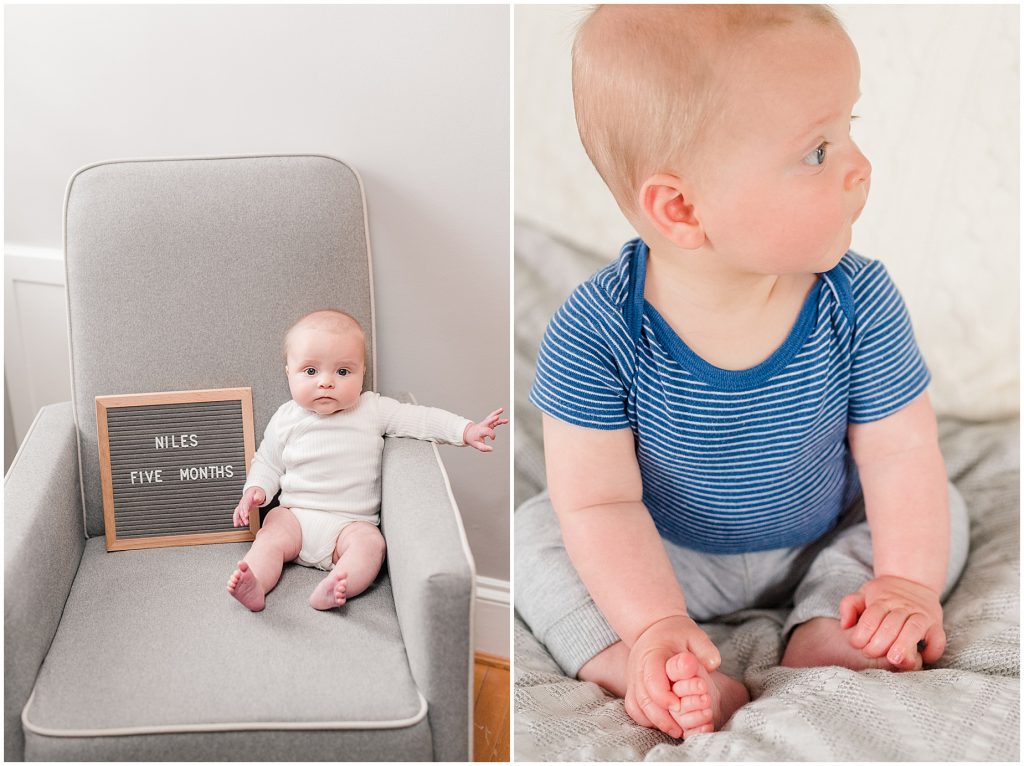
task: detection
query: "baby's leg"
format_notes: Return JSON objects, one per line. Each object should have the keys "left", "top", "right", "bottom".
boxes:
{"left": 308, "top": 521, "right": 386, "bottom": 610}
{"left": 227, "top": 507, "right": 302, "bottom": 612}
{"left": 519, "top": 493, "right": 750, "bottom": 737}
{"left": 781, "top": 482, "right": 969, "bottom": 671}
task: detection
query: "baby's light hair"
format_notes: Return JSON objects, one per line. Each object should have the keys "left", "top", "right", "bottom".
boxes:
{"left": 572, "top": 4, "right": 845, "bottom": 215}
{"left": 283, "top": 309, "right": 366, "bottom": 363}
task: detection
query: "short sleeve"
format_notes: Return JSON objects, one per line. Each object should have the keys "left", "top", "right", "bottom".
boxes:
{"left": 528, "top": 282, "right": 631, "bottom": 430}
{"left": 848, "top": 261, "right": 931, "bottom": 423}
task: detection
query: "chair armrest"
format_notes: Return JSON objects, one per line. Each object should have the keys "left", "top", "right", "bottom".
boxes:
{"left": 381, "top": 407, "right": 475, "bottom": 763}
{"left": 4, "top": 402, "right": 85, "bottom": 762}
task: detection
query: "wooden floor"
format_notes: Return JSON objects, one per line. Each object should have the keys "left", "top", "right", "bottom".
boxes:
{"left": 473, "top": 652, "right": 510, "bottom": 762}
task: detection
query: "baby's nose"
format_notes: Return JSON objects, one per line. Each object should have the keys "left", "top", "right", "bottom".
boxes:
{"left": 845, "top": 148, "right": 872, "bottom": 191}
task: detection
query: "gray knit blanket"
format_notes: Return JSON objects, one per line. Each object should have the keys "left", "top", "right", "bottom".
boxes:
{"left": 513, "top": 221, "right": 1020, "bottom": 761}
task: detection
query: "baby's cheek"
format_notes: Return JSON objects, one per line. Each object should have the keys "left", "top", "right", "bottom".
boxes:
{"left": 289, "top": 379, "right": 315, "bottom": 407}
{"left": 795, "top": 195, "right": 845, "bottom": 249}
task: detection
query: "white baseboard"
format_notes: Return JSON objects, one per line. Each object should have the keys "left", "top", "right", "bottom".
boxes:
{"left": 474, "top": 575, "right": 510, "bottom": 658}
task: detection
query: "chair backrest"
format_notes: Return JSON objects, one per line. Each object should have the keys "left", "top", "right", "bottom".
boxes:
{"left": 64, "top": 154, "right": 375, "bottom": 537}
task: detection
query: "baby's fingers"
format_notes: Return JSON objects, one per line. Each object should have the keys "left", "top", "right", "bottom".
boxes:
{"left": 626, "top": 682, "right": 681, "bottom": 738}
{"left": 635, "top": 691, "right": 682, "bottom": 739}
{"left": 839, "top": 592, "right": 866, "bottom": 630}
{"left": 849, "top": 602, "right": 889, "bottom": 650}
{"left": 641, "top": 650, "right": 683, "bottom": 712}
{"left": 862, "top": 610, "right": 910, "bottom": 659}
{"left": 687, "top": 630, "right": 722, "bottom": 673}
{"left": 920, "top": 623, "right": 947, "bottom": 664}
{"left": 631, "top": 652, "right": 683, "bottom": 737}
{"left": 885, "top": 613, "right": 930, "bottom": 670}
{"left": 623, "top": 692, "right": 656, "bottom": 731}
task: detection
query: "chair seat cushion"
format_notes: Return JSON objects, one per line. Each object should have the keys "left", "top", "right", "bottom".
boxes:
{"left": 22, "top": 538, "right": 432, "bottom": 761}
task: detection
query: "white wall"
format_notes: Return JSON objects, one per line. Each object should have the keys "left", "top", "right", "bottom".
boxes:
{"left": 5, "top": 4, "right": 510, "bottom": 583}
{"left": 515, "top": 4, "right": 1019, "bottom": 421}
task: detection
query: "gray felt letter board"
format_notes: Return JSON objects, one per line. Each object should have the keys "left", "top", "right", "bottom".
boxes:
{"left": 95, "top": 388, "right": 258, "bottom": 551}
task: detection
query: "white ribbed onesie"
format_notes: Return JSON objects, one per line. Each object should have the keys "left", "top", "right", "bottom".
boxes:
{"left": 244, "top": 391, "right": 470, "bottom": 569}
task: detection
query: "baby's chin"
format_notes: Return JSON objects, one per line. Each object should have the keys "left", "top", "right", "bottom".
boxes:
{"left": 817, "top": 248, "right": 848, "bottom": 273}
{"left": 304, "top": 396, "right": 359, "bottom": 416}
{"left": 814, "top": 233, "right": 854, "bottom": 273}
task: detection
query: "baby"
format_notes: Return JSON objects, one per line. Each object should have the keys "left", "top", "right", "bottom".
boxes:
{"left": 228, "top": 309, "right": 506, "bottom": 612}
{"left": 516, "top": 4, "right": 968, "bottom": 740}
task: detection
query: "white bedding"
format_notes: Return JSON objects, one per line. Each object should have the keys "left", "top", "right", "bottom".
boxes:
{"left": 513, "top": 221, "right": 1020, "bottom": 761}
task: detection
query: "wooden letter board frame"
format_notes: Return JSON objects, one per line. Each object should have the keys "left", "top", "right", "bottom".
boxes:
{"left": 96, "top": 387, "right": 260, "bottom": 551}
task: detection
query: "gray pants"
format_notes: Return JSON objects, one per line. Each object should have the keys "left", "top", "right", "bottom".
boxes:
{"left": 515, "top": 484, "right": 970, "bottom": 677}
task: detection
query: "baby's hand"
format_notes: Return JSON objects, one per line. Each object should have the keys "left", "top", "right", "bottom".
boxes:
{"left": 624, "top": 615, "right": 721, "bottom": 739}
{"left": 462, "top": 408, "right": 509, "bottom": 452}
{"left": 232, "top": 486, "right": 266, "bottom": 527}
{"left": 840, "top": 574, "right": 945, "bottom": 669}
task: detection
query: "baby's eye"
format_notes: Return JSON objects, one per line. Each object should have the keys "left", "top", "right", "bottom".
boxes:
{"left": 337, "top": 368, "right": 349, "bottom": 377}
{"left": 802, "top": 141, "right": 829, "bottom": 167}
{"left": 303, "top": 367, "right": 317, "bottom": 376}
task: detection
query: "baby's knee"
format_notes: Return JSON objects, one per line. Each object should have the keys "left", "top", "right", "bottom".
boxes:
{"left": 344, "top": 522, "right": 387, "bottom": 559}
{"left": 256, "top": 508, "right": 301, "bottom": 549}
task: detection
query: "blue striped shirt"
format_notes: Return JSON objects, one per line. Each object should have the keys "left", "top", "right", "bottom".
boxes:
{"left": 530, "top": 239, "right": 930, "bottom": 554}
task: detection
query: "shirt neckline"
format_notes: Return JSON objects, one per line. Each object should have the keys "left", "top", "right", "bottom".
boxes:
{"left": 630, "top": 239, "right": 824, "bottom": 391}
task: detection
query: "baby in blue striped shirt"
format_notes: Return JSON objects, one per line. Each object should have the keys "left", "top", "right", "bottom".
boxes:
{"left": 516, "top": 4, "right": 968, "bottom": 739}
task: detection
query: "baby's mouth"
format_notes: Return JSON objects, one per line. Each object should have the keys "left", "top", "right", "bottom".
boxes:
{"left": 852, "top": 187, "right": 869, "bottom": 223}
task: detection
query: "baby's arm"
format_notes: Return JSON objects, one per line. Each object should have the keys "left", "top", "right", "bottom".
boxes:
{"left": 544, "top": 414, "right": 720, "bottom": 738}
{"left": 378, "top": 396, "right": 506, "bottom": 451}
{"left": 235, "top": 408, "right": 286, "bottom": 526}
{"left": 843, "top": 392, "right": 949, "bottom": 667}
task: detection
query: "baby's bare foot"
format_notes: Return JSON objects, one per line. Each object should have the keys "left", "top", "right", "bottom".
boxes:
{"left": 227, "top": 561, "right": 265, "bottom": 612}
{"left": 667, "top": 653, "right": 749, "bottom": 737}
{"left": 309, "top": 568, "right": 348, "bottom": 610}
{"left": 782, "top": 617, "right": 922, "bottom": 672}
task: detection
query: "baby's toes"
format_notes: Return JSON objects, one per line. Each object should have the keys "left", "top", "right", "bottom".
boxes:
{"left": 680, "top": 693, "right": 710, "bottom": 712}
{"left": 674, "top": 705, "right": 713, "bottom": 730}
{"left": 666, "top": 652, "right": 702, "bottom": 682}
{"left": 672, "top": 677, "right": 706, "bottom": 697}
{"left": 683, "top": 722, "right": 715, "bottom": 737}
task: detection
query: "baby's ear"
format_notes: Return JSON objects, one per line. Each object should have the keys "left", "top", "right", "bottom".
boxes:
{"left": 638, "top": 173, "right": 705, "bottom": 250}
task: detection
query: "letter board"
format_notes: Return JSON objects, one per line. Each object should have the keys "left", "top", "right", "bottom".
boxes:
{"left": 95, "top": 388, "right": 259, "bottom": 551}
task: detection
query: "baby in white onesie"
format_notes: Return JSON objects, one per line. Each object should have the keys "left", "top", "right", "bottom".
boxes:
{"left": 227, "top": 309, "right": 506, "bottom": 612}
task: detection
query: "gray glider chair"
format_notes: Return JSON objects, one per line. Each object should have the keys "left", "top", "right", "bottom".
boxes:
{"left": 5, "top": 154, "right": 475, "bottom": 761}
